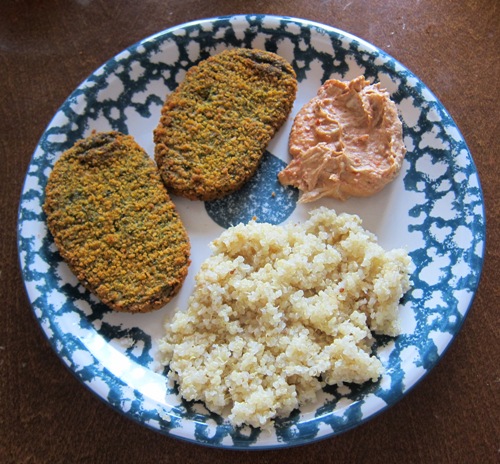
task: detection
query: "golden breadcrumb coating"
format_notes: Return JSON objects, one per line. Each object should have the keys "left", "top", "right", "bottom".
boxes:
{"left": 154, "top": 48, "right": 297, "bottom": 201}
{"left": 44, "top": 131, "right": 191, "bottom": 313}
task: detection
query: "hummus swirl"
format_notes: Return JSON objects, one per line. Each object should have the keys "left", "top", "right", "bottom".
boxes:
{"left": 278, "top": 76, "right": 406, "bottom": 202}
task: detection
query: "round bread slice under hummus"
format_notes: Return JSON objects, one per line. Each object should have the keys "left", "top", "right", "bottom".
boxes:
{"left": 44, "top": 131, "right": 191, "bottom": 313}
{"left": 278, "top": 76, "right": 406, "bottom": 202}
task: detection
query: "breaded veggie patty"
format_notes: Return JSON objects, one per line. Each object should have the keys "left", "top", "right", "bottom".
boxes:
{"left": 154, "top": 48, "right": 297, "bottom": 201}
{"left": 44, "top": 131, "right": 191, "bottom": 313}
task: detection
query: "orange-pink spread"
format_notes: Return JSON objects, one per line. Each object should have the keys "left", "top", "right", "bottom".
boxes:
{"left": 278, "top": 76, "right": 406, "bottom": 202}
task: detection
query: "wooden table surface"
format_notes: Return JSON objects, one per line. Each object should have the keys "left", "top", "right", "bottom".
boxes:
{"left": 2, "top": 1, "right": 498, "bottom": 462}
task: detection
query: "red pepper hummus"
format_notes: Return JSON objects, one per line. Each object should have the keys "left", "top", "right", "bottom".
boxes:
{"left": 278, "top": 76, "right": 406, "bottom": 202}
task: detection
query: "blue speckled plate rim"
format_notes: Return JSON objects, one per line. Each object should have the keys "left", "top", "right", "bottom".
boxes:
{"left": 16, "top": 14, "right": 486, "bottom": 450}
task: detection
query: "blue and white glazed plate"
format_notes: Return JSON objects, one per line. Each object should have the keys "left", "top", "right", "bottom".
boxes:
{"left": 18, "top": 15, "right": 485, "bottom": 449}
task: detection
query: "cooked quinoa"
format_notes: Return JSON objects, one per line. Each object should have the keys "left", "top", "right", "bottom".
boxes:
{"left": 159, "top": 207, "right": 411, "bottom": 428}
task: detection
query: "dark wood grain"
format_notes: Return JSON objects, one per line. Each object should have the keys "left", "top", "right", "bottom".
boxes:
{"left": 1, "top": 1, "right": 498, "bottom": 463}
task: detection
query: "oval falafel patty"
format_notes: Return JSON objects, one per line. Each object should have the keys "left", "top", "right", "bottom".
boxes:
{"left": 154, "top": 48, "right": 298, "bottom": 201}
{"left": 44, "top": 131, "right": 191, "bottom": 313}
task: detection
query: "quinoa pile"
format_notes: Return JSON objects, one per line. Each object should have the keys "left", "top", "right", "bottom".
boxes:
{"left": 159, "top": 207, "right": 411, "bottom": 428}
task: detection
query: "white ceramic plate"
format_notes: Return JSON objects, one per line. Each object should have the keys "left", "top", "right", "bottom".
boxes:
{"left": 18, "top": 15, "right": 485, "bottom": 449}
